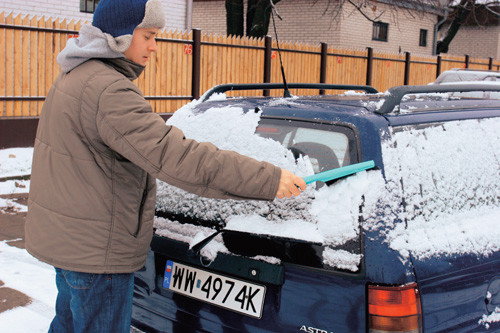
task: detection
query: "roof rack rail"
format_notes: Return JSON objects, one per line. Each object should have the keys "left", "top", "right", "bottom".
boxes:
{"left": 376, "top": 83, "right": 500, "bottom": 115}
{"left": 199, "top": 83, "right": 378, "bottom": 102}
{"left": 446, "top": 68, "right": 500, "bottom": 73}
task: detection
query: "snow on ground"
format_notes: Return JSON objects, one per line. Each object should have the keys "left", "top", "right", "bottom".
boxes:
{"left": 0, "top": 147, "right": 56, "bottom": 332}
{"left": 0, "top": 240, "right": 56, "bottom": 332}
{"left": 0, "top": 179, "right": 31, "bottom": 214}
{"left": 0, "top": 149, "right": 32, "bottom": 215}
{"left": 0, "top": 179, "right": 30, "bottom": 195}
{"left": 0, "top": 148, "right": 33, "bottom": 178}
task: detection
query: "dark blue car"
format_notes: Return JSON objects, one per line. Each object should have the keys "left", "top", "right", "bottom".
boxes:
{"left": 132, "top": 83, "right": 500, "bottom": 332}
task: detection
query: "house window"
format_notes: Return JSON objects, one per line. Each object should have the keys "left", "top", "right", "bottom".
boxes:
{"left": 419, "top": 29, "right": 428, "bottom": 47}
{"left": 372, "top": 22, "right": 388, "bottom": 42}
{"left": 80, "top": 0, "right": 100, "bottom": 13}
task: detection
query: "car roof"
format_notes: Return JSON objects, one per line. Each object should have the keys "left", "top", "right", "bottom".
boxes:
{"left": 198, "top": 94, "right": 382, "bottom": 123}
{"left": 195, "top": 83, "right": 500, "bottom": 130}
{"left": 435, "top": 68, "right": 500, "bottom": 84}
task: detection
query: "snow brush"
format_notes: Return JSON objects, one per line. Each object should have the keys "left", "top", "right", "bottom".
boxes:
{"left": 302, "top": 160, "right": 376, "bottom": 185}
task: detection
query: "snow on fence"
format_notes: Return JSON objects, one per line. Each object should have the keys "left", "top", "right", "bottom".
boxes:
{"left": 1, "top": 12, "right": 499, "bottom": 117}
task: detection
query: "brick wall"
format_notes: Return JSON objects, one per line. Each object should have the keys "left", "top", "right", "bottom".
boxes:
{"left": 265, "top": 0, "right": 343, "bottom": 46}
{"left": 192, "top": 0, "right": 343, "bottom": 44}
{"left": 446, "top": 25, "right": 500, "bottom": 59}
{"left": 338, "top": 3, "right": 437, "bottom": 56}
{"left": 192, "top": 0, "right": 227, "bottom": 34}
{"left": 0, "top": 0, "right": 188, "bottom": 30}
{"left": 193, "top": 0, "right": 436, "bottom": 55}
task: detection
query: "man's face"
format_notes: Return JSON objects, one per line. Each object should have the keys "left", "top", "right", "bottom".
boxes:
{"left": 123, "top": 27, "right": 159, "bottom": 66}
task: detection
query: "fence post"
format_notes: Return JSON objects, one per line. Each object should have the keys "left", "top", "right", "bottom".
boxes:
{"left": 489, "top": 57, "right": 493, "bottom": 70}
{"left": 436, "top": 55, "right": 442, "bottom": 79}
{"left": 191, "top": 29, "right": 201, "bottom": 100}
{"left": 320, "top": 42, "right": 328, "bottom": 95}
{"left": 404, "top": 52, "right": 411, "bottom": 85}
{"left": 263, "top": 35, "right": 272, "bottom": 97}
{"left": 464, "top": 54, "right": 469, "bottom": 69}
{"left": 366, "top": 47, "right": 373, "bottom": 86}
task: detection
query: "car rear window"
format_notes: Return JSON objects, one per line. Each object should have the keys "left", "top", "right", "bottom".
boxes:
{"left": 255, "top": 119, "right": 356, "bottom": 173}
{"left": 153, "top": 104, "right": 380, "bottom": 272}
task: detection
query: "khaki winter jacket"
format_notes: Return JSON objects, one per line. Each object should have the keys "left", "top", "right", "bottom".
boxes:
{"left": 25, "top": 58, "right": 281, "bottom": 274}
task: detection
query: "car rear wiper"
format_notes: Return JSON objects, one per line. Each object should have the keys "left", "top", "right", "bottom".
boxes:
{"left": 188, "top": 227, "right": 225, "bottom": 257}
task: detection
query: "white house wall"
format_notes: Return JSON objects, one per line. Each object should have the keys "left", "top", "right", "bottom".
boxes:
{"left": 338, "top": 2, "right": 437, "bottom": 56}
{"left": 0, "top": 0, "right": 188, "bottom": 30}
{"left": 193, "top": 0, "right": 437, "bottom": 55}
{"left": 445, "top": 25, "right": 500, "bottom": 59}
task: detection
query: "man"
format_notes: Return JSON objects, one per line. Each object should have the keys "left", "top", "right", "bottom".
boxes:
{"left": 25, "top": 0, "right": 306, "bottom": 332}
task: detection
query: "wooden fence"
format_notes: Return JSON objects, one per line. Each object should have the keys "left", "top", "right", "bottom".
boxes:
{"left": 1, "top": 12, "right": 499, "bottom": 117}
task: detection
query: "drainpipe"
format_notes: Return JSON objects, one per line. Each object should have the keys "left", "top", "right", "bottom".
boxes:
{"left": 433, "top": 7, "right": 451, "bottom": 55}
{"left": 186, "top": 0, "right": 193, "bottom": 31}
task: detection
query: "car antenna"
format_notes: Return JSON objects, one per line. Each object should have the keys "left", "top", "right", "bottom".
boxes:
{"left": 269, "top": 0, "right": 292, "bottom": 98}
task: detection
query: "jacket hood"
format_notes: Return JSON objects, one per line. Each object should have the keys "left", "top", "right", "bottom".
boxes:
{"left": 57, "top": 24, "right": 125, "bottom": 73}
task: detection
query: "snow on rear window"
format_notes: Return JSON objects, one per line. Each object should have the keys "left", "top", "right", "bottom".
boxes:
{"left": 377, "top": 117, "right": 500, "bottom": 260}
{"left": 154, "top": 100, "right": 385, "bottom": 270}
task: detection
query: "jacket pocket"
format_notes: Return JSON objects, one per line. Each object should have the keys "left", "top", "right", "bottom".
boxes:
{"left": 135, "top": 176, "right": 148, "bottom": 237}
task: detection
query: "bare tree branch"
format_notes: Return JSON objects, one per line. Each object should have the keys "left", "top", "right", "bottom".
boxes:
{"left": 347, "top": 0, "right": 385, "bottom": 22}
{"left": 225, "top": 0, "right": 498, "bottom": 53}
{"left": 484, "top": 4, "right": 500, "bottom": 17}
{"left": 437, "top": 0, "right": 469, "bottom": 54}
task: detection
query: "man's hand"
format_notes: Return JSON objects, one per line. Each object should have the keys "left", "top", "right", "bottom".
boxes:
{"left": 276, "top": 169, "right": 307, "bottom": 199}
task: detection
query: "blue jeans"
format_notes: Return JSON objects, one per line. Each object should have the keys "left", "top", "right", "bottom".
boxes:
{"left": 49, "top": 267, "right": 135, "bottom": 333}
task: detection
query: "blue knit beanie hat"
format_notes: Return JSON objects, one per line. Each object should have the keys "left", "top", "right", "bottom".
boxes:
{"left": 92, "top": 0, "right": 165, "bottom": 53}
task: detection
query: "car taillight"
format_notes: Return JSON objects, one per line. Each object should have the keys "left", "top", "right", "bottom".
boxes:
{"left": 368, "top": 283, "right": 422, "bottom": 333}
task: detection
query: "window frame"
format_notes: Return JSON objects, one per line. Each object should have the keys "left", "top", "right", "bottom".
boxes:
{"left": 419, "top": 29, "right": 428, "bottom": 47}
{"left": 80, "top": 0, "right": 100, "bottom": 13}
{"left": 372, "top": 22, "right": 389, "bottom": 42}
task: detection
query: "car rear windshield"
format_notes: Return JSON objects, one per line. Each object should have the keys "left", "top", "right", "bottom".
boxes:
{"left": 255, "top": 118, "right": 358, "bottom": 173}
{"left": 154, "top": 112, "right": 366, "bottom": 273}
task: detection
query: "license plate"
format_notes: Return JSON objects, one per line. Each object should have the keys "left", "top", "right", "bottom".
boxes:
{"left": 163, "top": 260, "right": 266, "bottom": 318}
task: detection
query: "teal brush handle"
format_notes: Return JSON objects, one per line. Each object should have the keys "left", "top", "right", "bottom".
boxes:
{"left": 302, "top": 160, "right": 375, "bottom": 184}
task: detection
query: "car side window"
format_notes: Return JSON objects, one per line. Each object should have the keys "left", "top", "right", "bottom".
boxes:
{"left": 384, "top": 118, "right": 500, "bottom": 225}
